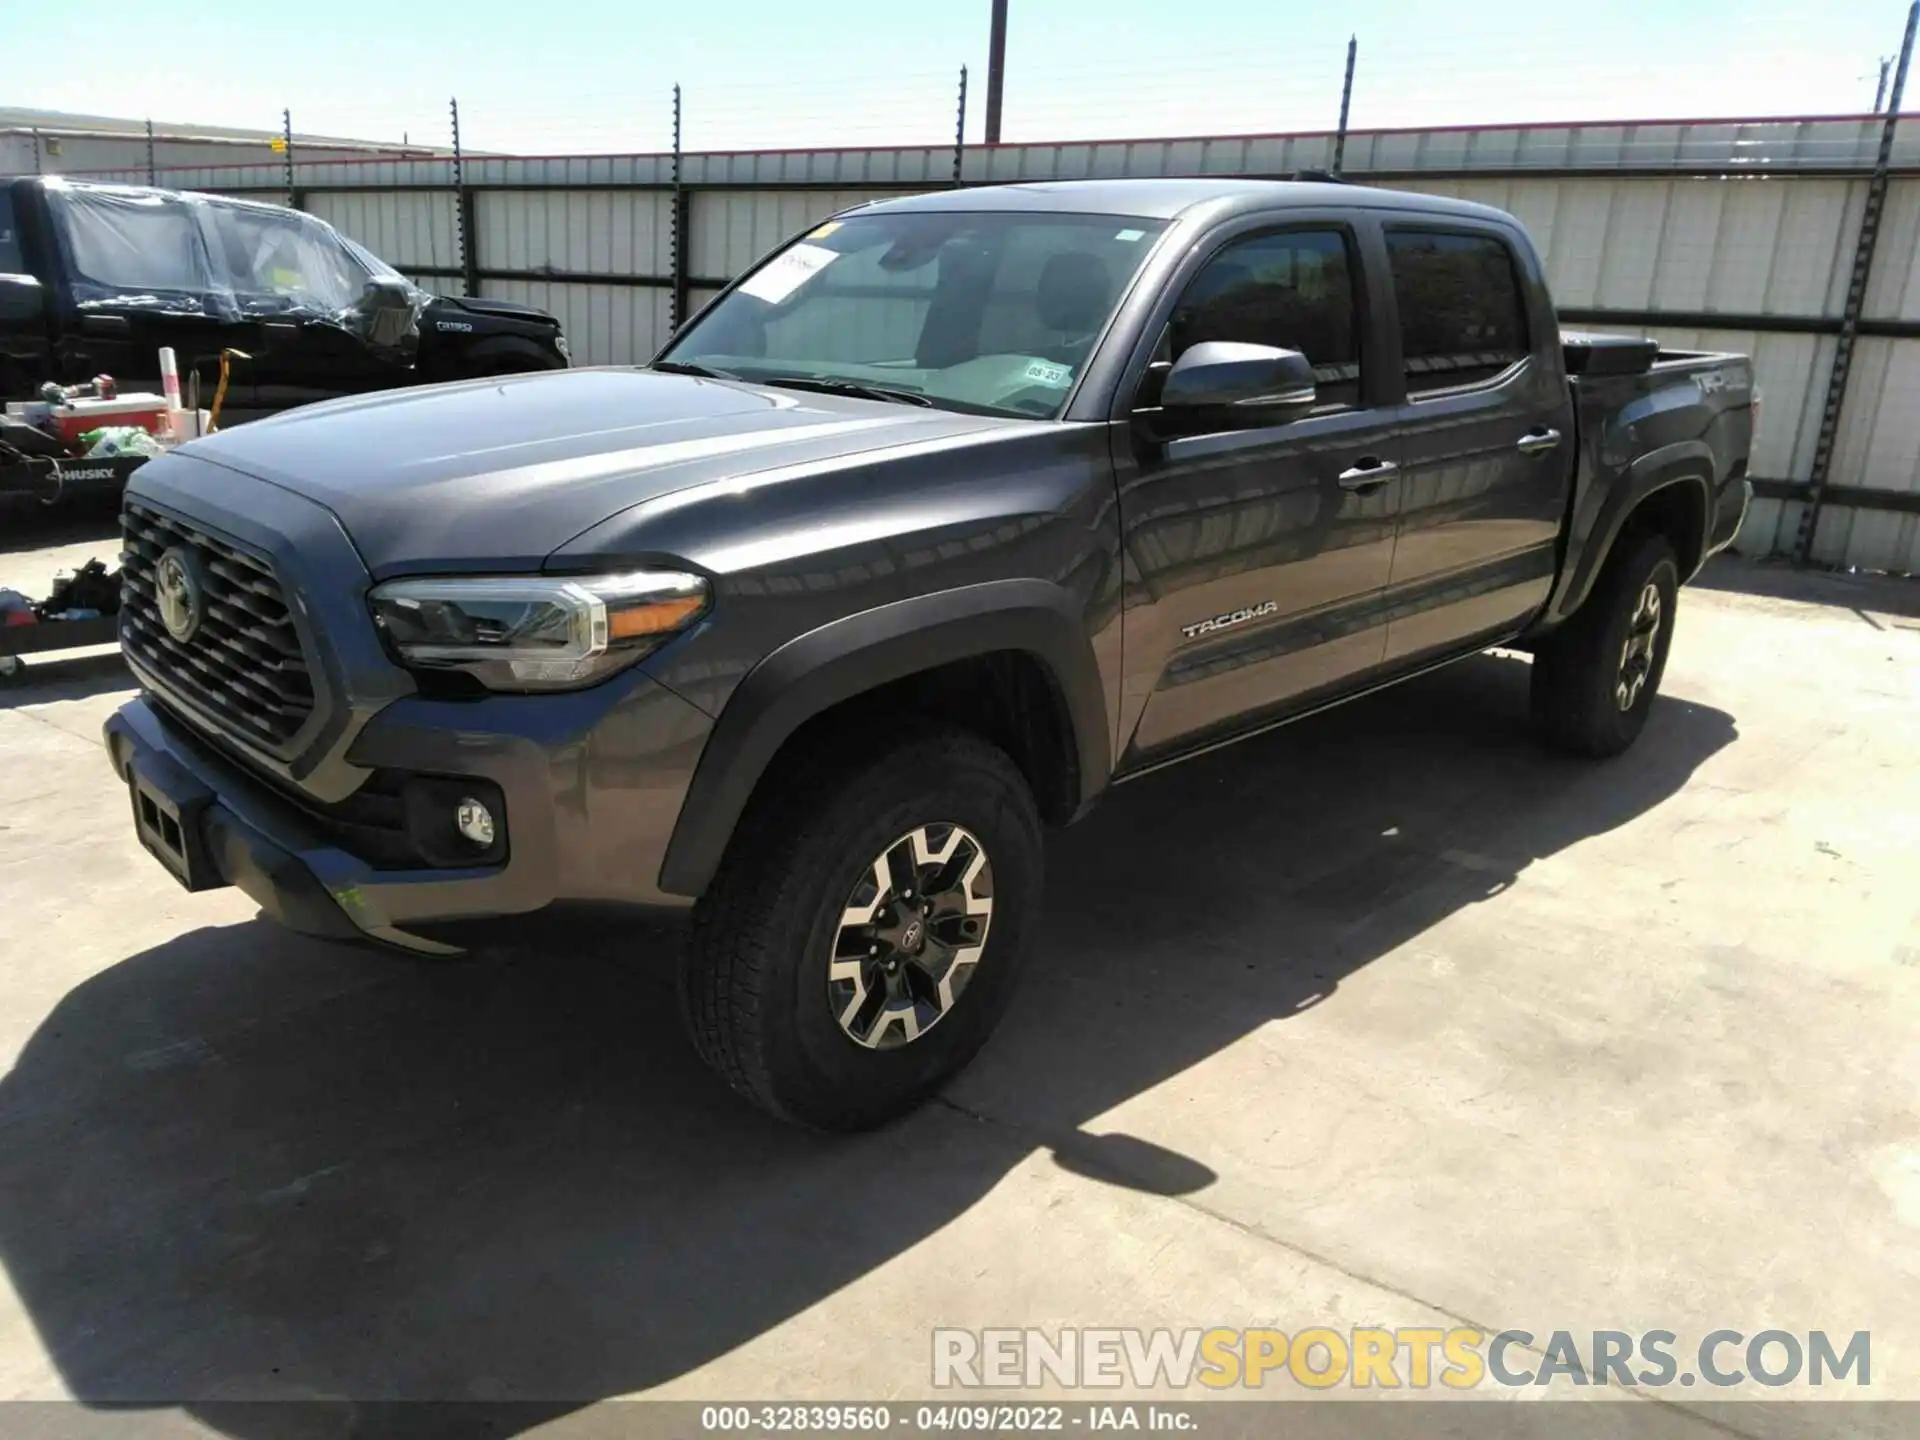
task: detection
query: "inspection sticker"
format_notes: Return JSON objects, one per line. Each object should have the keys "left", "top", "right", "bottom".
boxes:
{"left": 739, "top": 243, "right": 839, "bottom": 303}
{"left": 1024, "top": 359, "right": 1073, "bottom": 388}
{"left": 1114, "top": 228, "right": 1146, "bottom": 241}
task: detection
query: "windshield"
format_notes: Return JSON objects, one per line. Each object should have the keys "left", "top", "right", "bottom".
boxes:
{"left": 202, "top": 199, "right": 379, "bottom": 314}
{"left": 658, "top": 210, "right": 1169, "bottom": 419}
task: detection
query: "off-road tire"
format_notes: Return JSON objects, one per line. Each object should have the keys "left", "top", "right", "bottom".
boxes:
{"left": 681, "top": 725, "right": 1043, "bottom": 1130}
{"left": 1530, "top": 531, "right": 1680, "bottom": 758}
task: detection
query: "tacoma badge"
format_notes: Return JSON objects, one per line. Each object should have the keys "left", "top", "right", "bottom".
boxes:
{"left": 1181, "top": 600, "right": 1279, "bottom": 640}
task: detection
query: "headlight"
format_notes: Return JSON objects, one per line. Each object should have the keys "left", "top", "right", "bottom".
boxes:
{"left": 553, "top": 334, "right": 571, "bottom": 363}
{"left": 368, "top": 570, "right": 707, "bottom": 692}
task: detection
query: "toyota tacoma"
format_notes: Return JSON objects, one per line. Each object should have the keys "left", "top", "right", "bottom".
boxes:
{"left": 102, "top": 179, "right": 1754, "bottom": 1128}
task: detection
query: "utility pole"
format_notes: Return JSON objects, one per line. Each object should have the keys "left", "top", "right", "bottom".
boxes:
{"left": 1332, "top": 36, "right": 1357, "bottom": 176}
{"left": 984, "top": 0, "right": 1008, "bottom": 145}
{"left": 1875, "top": 55, "right": 1894, "bottom": 111}
{"left": 281, "top": 108, "right": 295, "bottom": 207}
{"left": 145, "top": 118, "right": 156, "bottom": 185}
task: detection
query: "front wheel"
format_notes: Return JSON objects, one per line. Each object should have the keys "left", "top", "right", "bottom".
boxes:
{"left": 681, "top": 726, "right": 1043, "bottom": 1130}
{"left": 1530, "top": 532, "right": 1679, "bottom": 758}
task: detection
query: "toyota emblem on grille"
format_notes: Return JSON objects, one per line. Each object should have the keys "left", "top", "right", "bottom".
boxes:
{"left": 154, "top": 546, "right": 209, "bottom": 643}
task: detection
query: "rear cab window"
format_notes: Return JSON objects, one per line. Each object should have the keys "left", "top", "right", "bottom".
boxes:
{"left": 1384, "top": 228, "right": 1529, "bottom": 394}
{"left": 43, "top": 184, "right": 218, "bottom": 303}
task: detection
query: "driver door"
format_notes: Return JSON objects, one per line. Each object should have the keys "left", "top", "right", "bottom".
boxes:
{"left": 1114, "top": 221, "right": 1404, "bottom": 768}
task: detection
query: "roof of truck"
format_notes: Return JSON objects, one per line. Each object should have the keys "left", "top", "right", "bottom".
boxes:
{"left": 5, "top": 174, "right": 317, "bottom": 216}
{"left": 855, "top": 177, "right": 1514, "bottom": 226}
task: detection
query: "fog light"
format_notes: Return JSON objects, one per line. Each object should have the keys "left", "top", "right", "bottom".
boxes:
{"left": 455, "top": 798, "right": 496, "bottom": 847}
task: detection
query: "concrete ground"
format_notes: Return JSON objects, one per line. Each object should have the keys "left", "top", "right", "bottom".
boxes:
{"left": 0, "top": 500, "right": 1916, "bottom": 1438}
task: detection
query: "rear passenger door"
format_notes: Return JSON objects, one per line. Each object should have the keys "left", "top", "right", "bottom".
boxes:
{"left": 1379, "top": 224, "right": 1574, "bottom": 663}
{"left": 1112, "top": 218, "right": 1403, "bottom": 767}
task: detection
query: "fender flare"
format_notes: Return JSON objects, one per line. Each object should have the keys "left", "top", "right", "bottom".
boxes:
{"left": 1538, "top": 441, "right": 1714, "bottom": 630}
{"left": 658, "top": 578, "right": 1111, "bottom": 898}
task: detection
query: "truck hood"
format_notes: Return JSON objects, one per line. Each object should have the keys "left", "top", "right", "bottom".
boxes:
{"left": 427, "top": 293, "right": 559, "bottom": 327}
{"left": 174, "top": 367, "right": 1015, "bottom": 577}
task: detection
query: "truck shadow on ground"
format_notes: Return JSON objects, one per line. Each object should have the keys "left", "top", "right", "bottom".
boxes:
{"left": 0, "top": 654, "right": 1735, "bottom": 1436}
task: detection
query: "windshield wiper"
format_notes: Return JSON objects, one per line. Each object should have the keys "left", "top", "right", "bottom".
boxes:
{"left": 649, "top": 359, "right": 738, "bottom": 379}
{"left": 754, "top": 374, "right": 935, "bottom": 407}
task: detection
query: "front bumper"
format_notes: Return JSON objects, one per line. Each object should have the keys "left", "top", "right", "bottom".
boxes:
{"left": 104, "top": 674, "right": 714, "bottom": 955}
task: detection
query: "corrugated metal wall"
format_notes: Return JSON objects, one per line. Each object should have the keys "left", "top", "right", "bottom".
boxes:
{"left": 476, "top": 190, "right": 674, "bottom": 277}
{"left": 1395, "top": 176, "right": 1864, "bottom": 314}
{"left": 689, "top": 189, "right": 915, "bottom": 278}
{"left": 306, "top": 189, "right": 464, "bottom": 294}
{"left": 1387, "top": 174, "right": 1915, "bottom": 567}
{"left": 487, "top": 281, "right": 673, "bottom": 369}
{"left": 1390, "top": 172, "right": 1920, "bottom": 571}
{"left": 77, "top": 116, "right": 1920, "bottom": 571}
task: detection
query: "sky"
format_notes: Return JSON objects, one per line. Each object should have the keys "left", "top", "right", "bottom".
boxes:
{"left": 5, "top": 0, "right": 1911, "bottom": 155}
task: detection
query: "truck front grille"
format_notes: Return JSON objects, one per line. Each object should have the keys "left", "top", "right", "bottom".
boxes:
{"left": 120, "top": 501, "right": 316, "bottom": 750}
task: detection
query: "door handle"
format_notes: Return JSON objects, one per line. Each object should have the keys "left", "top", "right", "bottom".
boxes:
{"left": 1338, "top": 458, "right": 1399, "bottom": 491}
{"left": 1516, "top": 428, "right": 1563, "bottom": 455}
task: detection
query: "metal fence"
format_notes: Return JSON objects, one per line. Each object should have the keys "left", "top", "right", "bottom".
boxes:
{"left": 77, "top": 113, "right": 1920, "bottom": 573}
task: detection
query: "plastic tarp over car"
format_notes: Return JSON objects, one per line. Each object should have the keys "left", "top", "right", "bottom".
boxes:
{"left": 43, "top": 180, "right": 427, "bottom": 359}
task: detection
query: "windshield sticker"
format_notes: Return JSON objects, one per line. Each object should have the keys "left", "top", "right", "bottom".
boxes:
{"left": 1114, "top": 228, "right": 1146, "bottom": 241}
{"left": 806, "top": 221, "right": 842, "bottom": 239}
{"left": 739, "top": 243, "right": 839, "bottom": 303}
{"left": 1024, "top": 360, "right": 1073, "bottom": 388}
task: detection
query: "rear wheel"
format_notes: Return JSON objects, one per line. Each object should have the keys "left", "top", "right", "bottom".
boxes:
{"left": 1530, "top": 532, "right": 1679, "bottom": 758}
{"left": 681, "top": 726, "right": 1043, "bottom": 1130}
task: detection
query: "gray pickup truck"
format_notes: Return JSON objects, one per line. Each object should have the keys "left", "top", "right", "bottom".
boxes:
{"left": 104, "top": 178, "right": 1753, "bottom": 1128}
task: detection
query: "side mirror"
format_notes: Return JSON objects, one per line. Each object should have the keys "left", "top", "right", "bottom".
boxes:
{"left": 357, "top": 276, "right": 419, "bottom": 352}
{"left": 1159, "top": 341, "right": 1317, "bottom": 426}
{"left": 0, "top": 273, "right": 46, "bottom": 327}
{"left": 359, "top": 275, "right": 415, "bottom": 310}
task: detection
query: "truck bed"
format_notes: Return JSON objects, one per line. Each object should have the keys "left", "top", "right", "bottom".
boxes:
{"left": 1560, "top": 328, "right": 1745, "bottom": 379}
{"left": 1539, "top": 337, "right": 1754, "bottom": 632}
